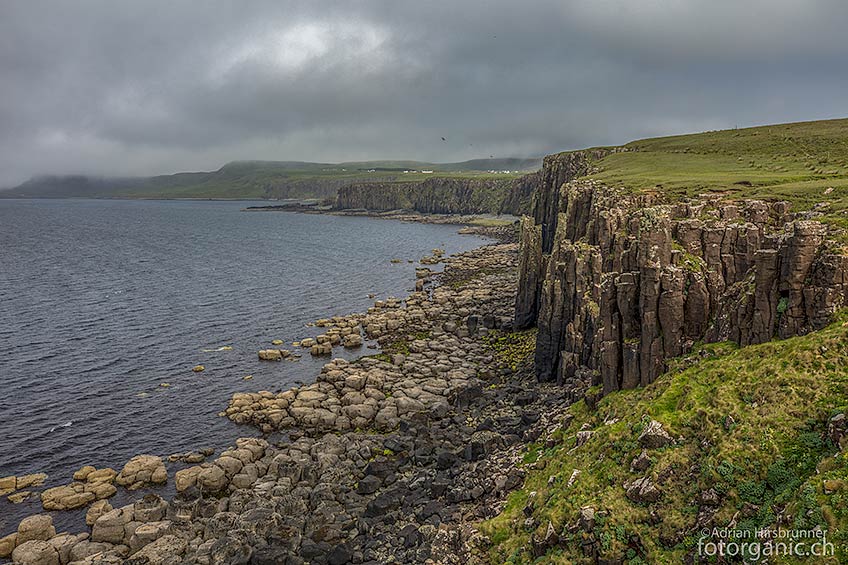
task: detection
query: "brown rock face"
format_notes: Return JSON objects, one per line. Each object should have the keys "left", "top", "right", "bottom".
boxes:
{"left": 334, "top": 174, "right": 538, "bottom": 216}
{"left": 516, "top": 151, "right": 848, "bottom": 393}
{"left": 514, "top": 216, "right": 544, "bottom": 329}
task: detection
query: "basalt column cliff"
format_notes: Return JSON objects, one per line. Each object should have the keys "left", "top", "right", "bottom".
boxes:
{"left": 515, "top": 150, "right": 848, "bottom": 394}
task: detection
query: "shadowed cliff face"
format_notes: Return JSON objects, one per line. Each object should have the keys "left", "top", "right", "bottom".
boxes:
{"left": 334, "top": 175, "right": 538, "bottom": 216}
{"left": 516, "top": 150, "right": 848, "bottom": 394}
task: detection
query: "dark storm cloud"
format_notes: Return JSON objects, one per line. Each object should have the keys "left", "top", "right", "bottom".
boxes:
{"left": 1, "top": 0, "right": 847, "bottom": 186}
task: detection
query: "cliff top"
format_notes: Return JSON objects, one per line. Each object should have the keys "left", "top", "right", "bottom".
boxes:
{"left": 575, "top": 117, "right": 848, "bottom": 231}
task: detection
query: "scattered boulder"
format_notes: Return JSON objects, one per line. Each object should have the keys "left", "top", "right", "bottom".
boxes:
{"left": 73, "top": 465, "right": 97, "bottom": 481}
{"left": 699, "top": 488, "right": 721, "bottom": 507}
{"left": 638, "top": 420, "right": 673, "bottom": 449}
{"left": 1, "top": 474, "right": 48, "bottom": 497}
{"left": 91, "top": 504, "right": 135, "bottom": 544}
{"left": 11, "top": 540, "right": 59, "bottom": 565}
{"left": 8, "top": 491, "right": 33, "bottom": 504}
{"left": 192, "top": 365, "right": 205, "bottom": 373}
{"left": 128, "top": 521, "right": 173, "bottom": 553}
{"left": 829, "top": 413, "right": 846, "bottom": 450}
{"left": 197, "top": 465, "right": 228, "bottom": 492}
{"left": 630, "top": 449, "right": 652, "bottom": 472}
{"left": 41, "top": 484, "right": 96, "bottom": 511}
{"left": 68, "top": 540, "right": 122, "bottom": 562}
{"left": 530, "top": 521, "right": 559, "bottom": 558}
{"left": 310, "top": 343, "right": 333, "bottom": 356}
{"left": 86, "top": 499, "right": 114, "bottom": 526}
{"left": 134, "top": 494, "right": 168, "bottom": 522}
{"left": 578, "top": 506, "right": 595, "bottom": 531}
{"left": 342, "top": 333, "right": 363, "bottom": 348}
{"left": 575, "top": 430, "right": 594, "bottom": 447}
{"left": 115, "top": 455, "right": 167, "bottom": 490}
{"left": 0, "top": 533, "right": 16, "bottom": 559}
{"left": 175, "top": 466, "right": 203, "bottom": 493}
{"left": 16, "top": 474, "right": 48, "bottom": 490}
{"left": 0, "top": 475, "right": 15, "bottom": 496}
{"left": 624, "top": 477, "right": 661, "bottom": 503}
{"left": 17, "top": 515, "right": 56, "bottom": 544}
{"left": 258, "top": 349, "right": 290, "bottom": 361}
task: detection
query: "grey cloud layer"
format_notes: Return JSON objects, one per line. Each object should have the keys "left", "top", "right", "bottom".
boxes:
{"left": 1, "top": 0, "right": 847, "bottom": 186}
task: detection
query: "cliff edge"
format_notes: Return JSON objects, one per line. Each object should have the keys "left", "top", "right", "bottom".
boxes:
{"left": 515, "top": 120, "right": 848, "bottom": 395}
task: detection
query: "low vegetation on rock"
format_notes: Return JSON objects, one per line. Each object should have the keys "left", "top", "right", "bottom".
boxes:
{"left": 482, "top": 312, "right": 848, "bottom": 563}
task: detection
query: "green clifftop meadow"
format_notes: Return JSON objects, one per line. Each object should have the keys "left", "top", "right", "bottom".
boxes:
{"left": 583, "top": 118, "right": 848, "bottom": 234}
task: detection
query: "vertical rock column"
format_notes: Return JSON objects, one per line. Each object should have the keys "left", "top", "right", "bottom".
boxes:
{"left": 777, "top": 221, "right": 826, "bottom": 338}
{"left": 515, "top": 216, "right": 543, "bottom": 329}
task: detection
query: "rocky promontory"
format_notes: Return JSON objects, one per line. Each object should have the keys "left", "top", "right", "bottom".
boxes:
{"left": 515, "top": 149, "right": 848, "bottom": 394}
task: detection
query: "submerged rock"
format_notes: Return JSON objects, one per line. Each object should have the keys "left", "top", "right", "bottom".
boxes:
{"left": 258, "top": 348, "right": 289, "bottom": 361}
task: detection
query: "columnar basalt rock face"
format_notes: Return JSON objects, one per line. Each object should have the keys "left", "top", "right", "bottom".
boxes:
{"left": 514, "top": 216, "right": 543, "bottom": 329}
{"left": 517, "top": 151, "right": 848, "bottom": 394}
{"left": 532, "top": 149, "right": 615, "bottom": 253}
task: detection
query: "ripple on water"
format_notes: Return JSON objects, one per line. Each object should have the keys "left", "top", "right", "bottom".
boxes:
{"left": 0, "top": 199, "right": 491, "bottom": 535}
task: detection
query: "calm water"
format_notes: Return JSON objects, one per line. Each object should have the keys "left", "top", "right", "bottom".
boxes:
{"left": 0, "top": 199, "right": 489, "bottom": 535}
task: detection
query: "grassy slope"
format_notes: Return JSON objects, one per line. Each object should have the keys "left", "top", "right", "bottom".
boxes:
{"left": 484, "top": 119, "right": 848, "bottom": 563}
{"left": 585, "top": 117, "right": 848, "bottom": 232}
{"left": 483, "top": 313, "right": 848, "bottom": 563}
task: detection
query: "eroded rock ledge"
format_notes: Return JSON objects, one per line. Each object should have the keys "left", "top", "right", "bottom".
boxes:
{"left": 515, "top": 151, "right": 848, "bottom": 393}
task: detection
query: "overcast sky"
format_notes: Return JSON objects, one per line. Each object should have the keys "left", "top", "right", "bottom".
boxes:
{"left": 1, "top": 1, "right": 846, "bottom": 187}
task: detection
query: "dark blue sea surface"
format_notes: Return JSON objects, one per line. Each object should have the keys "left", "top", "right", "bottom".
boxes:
{"left": 0, "top": 199, "right": 490, "bottom": 535}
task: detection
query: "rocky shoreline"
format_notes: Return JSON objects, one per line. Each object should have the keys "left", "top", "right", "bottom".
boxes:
{"left": 1, "top": 222, "right": 567, "bottom": 564}
{"left": 244, "top": 203, "right": 519, "bottom": 235}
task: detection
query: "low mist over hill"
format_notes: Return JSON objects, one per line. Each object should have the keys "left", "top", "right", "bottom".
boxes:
{"left": 0, "top": 158, "right": 540, "bottom": 200}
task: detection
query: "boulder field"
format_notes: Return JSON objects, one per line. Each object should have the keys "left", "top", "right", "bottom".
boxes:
{"left": 0, "top": 233, "right": 581, "bottom": 564}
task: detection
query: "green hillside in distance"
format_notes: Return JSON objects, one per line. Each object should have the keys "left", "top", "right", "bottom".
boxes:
{"left": 0, "top": 157, "right": 540, "bottom": 200}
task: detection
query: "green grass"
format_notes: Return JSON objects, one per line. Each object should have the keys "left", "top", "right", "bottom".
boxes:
{"left": 466, "top": 217, "right": 518, "bottom": 227}
{"left": 484, "top": 329, "right": 538, "bottom": 371}
{"left": 481, "top": 312, "right": 848, "bottom": 564}
{"left": 579, "top": 118, "right": 848, "bottom": 233}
